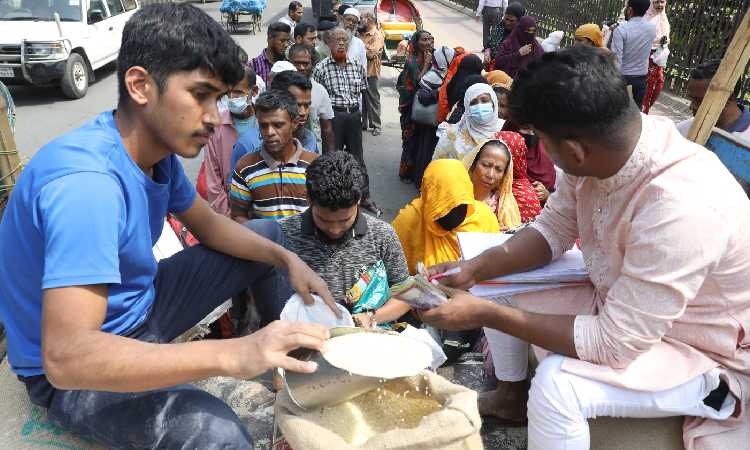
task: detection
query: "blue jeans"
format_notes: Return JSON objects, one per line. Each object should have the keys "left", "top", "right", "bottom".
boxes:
{"left": 21, "top": 219, "right": 294, "bottom": 450}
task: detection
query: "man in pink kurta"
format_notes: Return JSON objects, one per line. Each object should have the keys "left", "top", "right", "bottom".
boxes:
{"left": 419, "top": 46, "right": 750, "bottom": 450}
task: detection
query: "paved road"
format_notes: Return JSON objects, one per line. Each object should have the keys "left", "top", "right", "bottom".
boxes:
{"left": 8, "top": 0, "right": 689, "bottom": 221}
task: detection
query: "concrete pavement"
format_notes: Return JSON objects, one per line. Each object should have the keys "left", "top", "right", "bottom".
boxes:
{"left": 8, "top": 0, "right": 691, "bottom": 221}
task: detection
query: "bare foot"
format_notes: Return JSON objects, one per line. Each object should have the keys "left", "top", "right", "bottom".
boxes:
{"left": 477, "top": 380, "right": 529, "bottom": 424}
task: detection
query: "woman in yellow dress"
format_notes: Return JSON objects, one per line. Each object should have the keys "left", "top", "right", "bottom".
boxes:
{"left": 392, "top": 159, "right": 500, "bottom": 275}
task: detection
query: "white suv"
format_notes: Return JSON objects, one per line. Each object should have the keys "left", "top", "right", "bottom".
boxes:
{"left": 0, "top": 0, "right": 139, "bottom": 99}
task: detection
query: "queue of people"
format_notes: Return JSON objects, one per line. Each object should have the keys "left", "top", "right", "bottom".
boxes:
{"left": 0, "top": 1, "right": 748, "bottom": 449}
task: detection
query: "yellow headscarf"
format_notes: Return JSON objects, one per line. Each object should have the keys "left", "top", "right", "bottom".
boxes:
{"left": 462, "top": 139, "right": 522, "bottom": 231}
{"left": 485, "top": 70, "right": 513, "bottom": 90}
{"left": 575, "top": 23, "right": 604, "bottom": 48}
{"left": 392, "top": 159, "right": 500, "bottom": 274}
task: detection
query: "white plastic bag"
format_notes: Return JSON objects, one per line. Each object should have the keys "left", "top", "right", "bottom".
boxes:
{"left": 280, "top": 293, "right": 354, "bottom": 328}
{"left": 399, "top": 325, "right": 448, "bottom": 370}
{"left": 652, "top": 46, "right": 670, "bottom": 68}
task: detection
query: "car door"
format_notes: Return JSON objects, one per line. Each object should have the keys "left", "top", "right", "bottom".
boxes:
{"left": 83, "top": 0, "right": 112, "bottom": 67}
{"left": 101, "top": 0, "right": 126, "bottom": 61}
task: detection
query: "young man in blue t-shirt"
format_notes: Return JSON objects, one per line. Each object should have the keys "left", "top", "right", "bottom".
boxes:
{"left": 0, "top": 4, "right": 338, "bottom": 448}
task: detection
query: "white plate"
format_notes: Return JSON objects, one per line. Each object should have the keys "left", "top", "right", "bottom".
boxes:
{"left": 0, "top": 68, "right": 14, "bottom": 78}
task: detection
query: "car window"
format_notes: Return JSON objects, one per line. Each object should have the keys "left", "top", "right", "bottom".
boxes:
{"left": 123, "top": 0, "right": 135, "bottom": 11}
{"left": 88, "top": 0, "right": 109, "bottom": 18}
{"left": 105, "top": 0, "right": 122, "bottom": 15}
{"left": 1, "top": 0, "right": 82, "bottom": 22}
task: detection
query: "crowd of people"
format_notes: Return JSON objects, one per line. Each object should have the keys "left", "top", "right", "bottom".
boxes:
{"left": 0, "top": 1, "right": 749, "bottom": 449}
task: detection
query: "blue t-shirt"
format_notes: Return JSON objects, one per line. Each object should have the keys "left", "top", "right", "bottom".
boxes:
{"left": 0, "top": 111, "right": 196, "bottom": 376}
{"left": 230, "top": 128, "right": 320, "bottom": 180}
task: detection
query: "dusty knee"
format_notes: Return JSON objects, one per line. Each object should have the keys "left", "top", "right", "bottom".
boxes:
{"left": 162, "top": 388, "right": 253, "bottom": 450}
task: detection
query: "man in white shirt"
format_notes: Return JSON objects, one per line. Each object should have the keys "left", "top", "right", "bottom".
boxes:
{"left": 341, "top": 8, "right": 368, "bottom": 72}
{"left": 475, "top": 0, "right": 507, "bottom": 50}
{"left": 288, "top": 43, "right": 336, "bottom": 152}
{"left": 279, "top": 1, "right": 304, "bottom": 45}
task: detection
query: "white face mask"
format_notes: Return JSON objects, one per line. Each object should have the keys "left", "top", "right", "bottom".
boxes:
{"left": 227, "top": 95, "right": 250, "bottom": 114}
{"left": 468, "top": 102, "right": 496, "bottom": 124}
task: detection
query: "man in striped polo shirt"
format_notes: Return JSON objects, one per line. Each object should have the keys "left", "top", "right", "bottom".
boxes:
{"left": 229, "top": 90, "right": 318, "bottom": 221}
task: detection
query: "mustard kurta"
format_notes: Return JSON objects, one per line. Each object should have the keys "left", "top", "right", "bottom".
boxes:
{"left": 392, "top": 159, "right": 500, "bottom": 274}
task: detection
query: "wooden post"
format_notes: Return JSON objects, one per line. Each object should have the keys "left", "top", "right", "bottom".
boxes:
{"left": 0, "top": 98, "right": 20, "bottom": 218}
{"left": 688, "top": 8, "right": 750, "bottom": 145}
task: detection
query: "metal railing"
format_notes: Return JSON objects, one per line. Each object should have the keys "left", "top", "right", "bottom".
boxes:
{"left": 454, "top": 0, "right": 750, "bottom": 97}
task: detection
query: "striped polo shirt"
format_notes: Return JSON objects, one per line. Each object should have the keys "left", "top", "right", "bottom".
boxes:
{"left": 229, "top": 140, "right": 317, "bottom": 220}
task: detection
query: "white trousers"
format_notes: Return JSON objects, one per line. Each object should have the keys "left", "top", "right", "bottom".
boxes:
{"left": 484, "top": 295, "right": 530, "bottom": 381}
{"left": 527, "top": 355, "right": 736, "bottom": 450}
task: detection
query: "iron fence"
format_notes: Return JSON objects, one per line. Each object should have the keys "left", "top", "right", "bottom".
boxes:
{"left": 452, "top": 0, "right": 750, "bottom": 98}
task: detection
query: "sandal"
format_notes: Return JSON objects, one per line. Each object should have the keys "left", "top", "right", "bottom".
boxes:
{"left": 361, "top": 201, "right": 383, "bottom": 217}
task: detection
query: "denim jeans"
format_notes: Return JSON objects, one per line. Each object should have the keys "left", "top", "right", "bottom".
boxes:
{"left": 624, "top": 74, "right": 648, "bottom": 110}
{"left": 21, "top": 219, "right": 294, "bottom": 449}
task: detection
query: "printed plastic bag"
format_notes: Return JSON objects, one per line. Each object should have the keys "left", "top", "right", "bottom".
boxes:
{"left": 280, "top": 294, "right": 354, "bottom": 328}
{"left": 345, "top": 260, "right": 390, "bottom": 314}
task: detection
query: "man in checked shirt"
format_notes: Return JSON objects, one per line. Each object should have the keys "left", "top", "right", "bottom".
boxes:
{"left": 313, "top": 27, "right": 382, "bottom": 216}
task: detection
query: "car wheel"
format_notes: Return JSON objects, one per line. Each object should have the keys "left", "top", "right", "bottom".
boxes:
{"left": 61, "top": 53, "right": 88, "bottom": 99}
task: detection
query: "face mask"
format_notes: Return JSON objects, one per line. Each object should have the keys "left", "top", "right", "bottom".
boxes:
{"left": 227, "top": 95, "right": 249, "bottom": 114}
{"left": 468, "top": 102, "right": 495, "bottom": 125}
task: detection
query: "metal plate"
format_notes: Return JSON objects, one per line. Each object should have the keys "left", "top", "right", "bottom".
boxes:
{"left": 0, "top": 68, "right": 13, "bottom": 78}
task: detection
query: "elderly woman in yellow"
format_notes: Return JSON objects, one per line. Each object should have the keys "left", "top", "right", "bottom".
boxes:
{"left": 463, "top": 139, "right": 521, "bottom": 231}
{"left": 392, "top": 159, "right": 500, "bottom": 275}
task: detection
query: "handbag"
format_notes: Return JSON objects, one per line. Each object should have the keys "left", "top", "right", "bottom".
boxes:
{"left": 411, "top": 92, "right": 439, "bottom": 127}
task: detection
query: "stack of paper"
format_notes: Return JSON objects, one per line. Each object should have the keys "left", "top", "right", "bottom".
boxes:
{"left": 457, "top": 232, "right": 590, "bottom": 298}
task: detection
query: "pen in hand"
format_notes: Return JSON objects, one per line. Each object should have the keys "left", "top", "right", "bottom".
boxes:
{"left": 428, "top": 266, "right": 462, "bottom": 283}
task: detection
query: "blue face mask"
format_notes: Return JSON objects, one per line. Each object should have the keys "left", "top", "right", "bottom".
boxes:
{"left": 468, "top": 102, "right": 496, "bottom": 124}
{"left": 227, "top": 95, "right": 249, "bottom": 114}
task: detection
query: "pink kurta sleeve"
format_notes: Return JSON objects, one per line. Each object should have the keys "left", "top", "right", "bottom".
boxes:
{"left": 573, "top": 199, "right": 728, "bottom": 369}
{"left": 529, "top": 172, "right": 579, "bottom": 259}
{"left": 204, "top": 140, "right": 231, "bottom": 217}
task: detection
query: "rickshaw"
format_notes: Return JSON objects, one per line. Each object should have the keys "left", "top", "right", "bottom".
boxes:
{"left": 220, "top": 0, "right": 266, "bottom": 34}
{"left": 342, "top": 0, "right": 422, "bottom": 69}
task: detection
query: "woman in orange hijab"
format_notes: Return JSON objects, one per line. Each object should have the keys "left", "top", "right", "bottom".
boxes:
{"left": 574, "top": 23, "right": 604, "bottom": 48}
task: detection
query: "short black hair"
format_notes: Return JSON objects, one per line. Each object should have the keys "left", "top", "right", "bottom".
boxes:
{"left": 337, "top": 4, "right": 349, "bottom": 15}
{"left": 306, "top": 151, "right": 364, "bottom": 209}
{"left": 288, "top": 43, "right": 313, "bottom": 59}
{"left": 268, "top": 22, "right": 292, "bottom": 39}
{"left": 288, "top": 0, "right": 303, "bottom": 12}
{"left": 691, "top": 59, "right": 741, "bottom": 99}
{"left": 254, "top": 89, "right": 298, "bottom": 120}
{"left": 270, "top": 70, "right": 312, "bottom": 92}
{"left": 294, "top": 22, "right": 317, "bottom": 40}
{"left": 117, "top": 4, "right": 243, "bottom": 105}
{"left": 628, "top": 0, "right": 651, "bottom": 16}
{"left": 509, "top": 45, "right": 634, "bottom": 140}
{"left": 505, "top": 2, "right": 525, "bottom": 18}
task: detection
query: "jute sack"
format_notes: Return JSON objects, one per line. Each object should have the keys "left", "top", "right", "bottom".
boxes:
{"left": 0, "top": 359, "right": 104, "bottom": 450}
{"left": 275, "top": 370, "right": 484, "bottom": 450}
